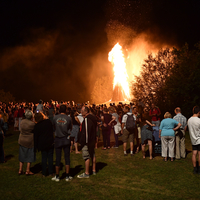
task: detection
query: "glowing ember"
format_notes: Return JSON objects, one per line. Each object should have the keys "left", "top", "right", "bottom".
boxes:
{"left": 108, "top": 43, "right": 130, "bottom": 100}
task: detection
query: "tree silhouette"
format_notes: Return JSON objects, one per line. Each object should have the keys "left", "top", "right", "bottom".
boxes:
{"left": 164, "top": 43, "right": 200, "bottom": 118}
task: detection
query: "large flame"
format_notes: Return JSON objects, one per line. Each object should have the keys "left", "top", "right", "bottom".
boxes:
{"left": 108, "top": 43, "right": 130, "bottom": 100}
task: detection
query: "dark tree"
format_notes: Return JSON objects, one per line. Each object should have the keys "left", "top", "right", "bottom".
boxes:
{"left": 164, "top": 43, "right": 200, "bottom": 118}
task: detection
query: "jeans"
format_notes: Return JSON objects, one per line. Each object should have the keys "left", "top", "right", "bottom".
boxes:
{"left": 41, "top": 148, "right": 54, "bottom": 175}
{"left": 152, "top": 120, "right": 160, "bottom": 127}
{"left": 102, "top": 129, "right": 111, "bottom": 147}
{"left": 55, "top": 145, "right": 70, "bottom": 166}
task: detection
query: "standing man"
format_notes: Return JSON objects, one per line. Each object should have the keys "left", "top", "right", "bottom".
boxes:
{"left": 121, "top": 106, "right": 136, "bottom": 156}
{"left": 187, "top": 106, "right": 200, "bottom": 174}
{"left": 52, "top": 105, "right": 73, "bottom": 182}
{"left": 149, "top": 103, "right": 161, "bottom": 127}
{"left": 77, "top": 106, "right": 97, "bottom": 178}
{"left": 173, "top": 107, "right": 187, "bottom": 159}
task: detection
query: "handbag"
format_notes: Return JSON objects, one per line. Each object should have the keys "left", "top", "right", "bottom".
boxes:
{"left": 111, "top": 120, "right": 117, "bottom": 128}
{"left": 146, "top": 125, "right": 153, "bottom": 131}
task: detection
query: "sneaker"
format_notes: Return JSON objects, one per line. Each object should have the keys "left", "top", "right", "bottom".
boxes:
{"left": 130, "top": 153, "right": 134, "bottom": 156}
{"left": 124, "top": 153, "right": 127, "bottom": 156}
{"left": 66, "top": 176, "right": 73, "bottom": 181}
{"left": 93, "top": 171, "right": 96, "bottom": 175}
{"left": 77, "top": 173, "right": 89, "bottom": 178}
{"left": 52, "top": 176, "right": 60, "bottom": 182}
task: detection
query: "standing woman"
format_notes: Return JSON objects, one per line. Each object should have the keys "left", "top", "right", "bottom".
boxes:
{"left": 33, "top": 112, "right": 54, "bottom": 177}
{"left": 18, "top": 110, "right": 35, "bottom": 175}
{"left": 141, "top": 118, "right": 155, "bottom": 159}
{"left": 70, "top": 110, "right": 80, "bottom": 154}
{"left": 101, "top": 108, "right": 115, "bottom": 150}
{"left": 159, "top": 112, "right": 181, "bottom": 161}
{"left": 109, "top": 107, "right": 121, "bottom": 148}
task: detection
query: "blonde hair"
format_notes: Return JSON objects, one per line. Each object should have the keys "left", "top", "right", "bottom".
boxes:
{"left": 164, "top": 112, "right": 172, "bottom": 119}
{"left": 109, "top": 106, "right": 116, "bottom": 113}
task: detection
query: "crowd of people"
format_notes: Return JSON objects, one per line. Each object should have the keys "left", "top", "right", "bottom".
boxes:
{"left": 0, "top": 99, "right": 200, "bottom": 179}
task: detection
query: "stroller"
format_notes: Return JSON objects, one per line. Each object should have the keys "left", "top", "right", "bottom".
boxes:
{"left": 152, "top": 126, "right": 161, "bottom": 154}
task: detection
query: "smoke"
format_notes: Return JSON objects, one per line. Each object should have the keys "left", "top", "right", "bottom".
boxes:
{"left": 1, "top": 0, "right": 199, "bottom": 103}
{"left": 0, "top": 27, "right": 110, "bottom": 102}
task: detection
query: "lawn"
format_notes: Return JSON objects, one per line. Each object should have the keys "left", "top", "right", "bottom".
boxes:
{"left": 1, "top": 129, "right": 200, "bottom": 200}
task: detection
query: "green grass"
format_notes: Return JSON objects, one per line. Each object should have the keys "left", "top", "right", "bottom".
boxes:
{"left": 1, "top": 130, "right": 200, "bottom": 200}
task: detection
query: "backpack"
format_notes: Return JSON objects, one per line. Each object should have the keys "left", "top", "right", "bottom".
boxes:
{"left": 126, "top": 114, "right": 135, "bottom": 132}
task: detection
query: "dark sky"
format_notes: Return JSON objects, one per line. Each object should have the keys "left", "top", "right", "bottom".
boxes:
{"left": 0, "top": 0, "right": 200, "bottom": 103}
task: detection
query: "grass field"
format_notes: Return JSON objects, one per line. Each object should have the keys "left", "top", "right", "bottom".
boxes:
{"left": 1, "top": 129, "right": 200, "bottom": 200}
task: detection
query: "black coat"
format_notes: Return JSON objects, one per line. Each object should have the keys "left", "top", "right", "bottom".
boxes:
{"left": 78, "top": 114, "right": 97, "bottom": 148}
{"left": 33, "top": 119, "right": 54, "bottom": 151}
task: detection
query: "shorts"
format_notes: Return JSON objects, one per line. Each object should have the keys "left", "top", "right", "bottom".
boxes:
{"left": 122, "top": 129, "right": 134, "bottom": 143}
{"left": 192, "top": 144, "right": 200, "bottom": 151}
{"left": 70, "top": 125, "right": 79, "bottom": 142}
{"left": 82, "top": 144, "right": 95, "bottom": 160}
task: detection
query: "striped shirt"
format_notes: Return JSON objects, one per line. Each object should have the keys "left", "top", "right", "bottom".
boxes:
{"left": 173, "top": 113, "right": 187, "bottom": 129}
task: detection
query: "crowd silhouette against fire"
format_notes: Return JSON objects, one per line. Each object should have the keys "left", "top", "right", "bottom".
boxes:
{"left": 1, "top": 99, "right": 200, "bottom": 180}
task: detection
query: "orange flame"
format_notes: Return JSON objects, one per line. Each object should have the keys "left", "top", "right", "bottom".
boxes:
{"left": 108, "top": 43, "right": 130, "bottom": 100}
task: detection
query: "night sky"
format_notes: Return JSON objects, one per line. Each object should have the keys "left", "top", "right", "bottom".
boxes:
{"left": 0, "top": 0, "right": 200, "bottom": 103}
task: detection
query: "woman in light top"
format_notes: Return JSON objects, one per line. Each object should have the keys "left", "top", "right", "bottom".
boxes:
{"left": 159, "top": 112, "right": 181, "bottom": 162}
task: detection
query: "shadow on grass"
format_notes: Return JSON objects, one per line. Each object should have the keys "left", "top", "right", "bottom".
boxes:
{"left": 96, "top": 162, "right": 107, "bottom": 173}
{"left": 30, "top": 163, "right": 42, "bottom": 174}
{"left": 60, "top": 165, "right": 84, "bottom": 179}
{"left": 5, "top": 154, "right": 14, "bottom": 162}
{"left": 30, "top": 162, "right": 65, "bottom": 175}
{"left": 186, "top": 149, "right": 192, "bottom": 158}
{"left": 31, "top": 162, "right": 66, "bottom": 176}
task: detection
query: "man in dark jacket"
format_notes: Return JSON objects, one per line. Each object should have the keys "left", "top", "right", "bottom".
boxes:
{"left": 77, "top": 106, "right": 97, "bottom": 178}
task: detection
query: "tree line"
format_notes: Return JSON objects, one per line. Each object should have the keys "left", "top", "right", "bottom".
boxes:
{"left": 132, "top": 42, "right": 200, "bottom": 119}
